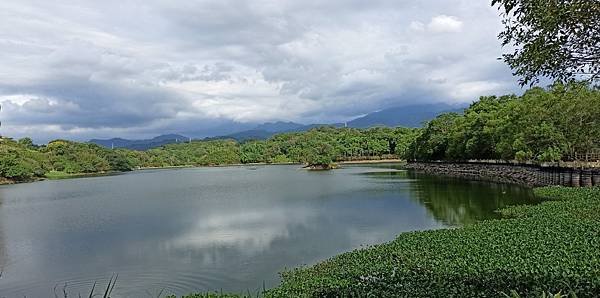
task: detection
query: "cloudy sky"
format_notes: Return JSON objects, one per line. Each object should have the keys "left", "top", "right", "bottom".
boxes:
{"left": 0, "top": 0, "right": 520, "bottom": 142}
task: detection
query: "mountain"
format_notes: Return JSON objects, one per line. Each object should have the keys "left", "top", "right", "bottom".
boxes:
{"left": 347, "top": 104, "right": 464, "bottom": 128}
{"left": 90, "top": 103, "right": 465, "bottom": 147}
{"left": 213, "top": 104, "right": 463, "bottom": 141}
{"left": 253, "top": 121, "right": 304, "bottom": 132}
{"left": 90, "top": 134, "right": 189, "bottom": 150}
{"left": 207, "top": 129, "right": 276, "bottom": 142}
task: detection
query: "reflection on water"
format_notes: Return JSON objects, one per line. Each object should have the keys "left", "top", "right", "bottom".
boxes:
{"left": 168, "top": 207, "right": 316, "bottom": 256}
{"left": 0, "top": 165, "right": 537, "bottom": 297}
{"left": 363, "top": 169, "right": 540, "bottom": 225}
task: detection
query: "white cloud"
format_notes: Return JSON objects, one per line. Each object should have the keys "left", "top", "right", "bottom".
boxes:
{"left": 409, "top": 21, "right": 426, "bottom": 31}
{"left": 0, "top": 0, "right": 518, "bottom": 142}
{"left": 427, "top": 15, "right": 464, "bottom": 33}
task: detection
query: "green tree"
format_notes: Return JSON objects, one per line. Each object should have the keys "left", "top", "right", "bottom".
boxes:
{"left": 493, "top": 0, "right": 600, "bottom": 85}
{"left": 18, "top": 137, "right": 35, "bottom": 149}
{"left": 240, "top": 141, "right": 267, "bottom": 163}
{"left": 409, "top": 83, "right": 600, "bottom": 162}
{"left": 410, "top": 113, "right": 461, "bottom": 160}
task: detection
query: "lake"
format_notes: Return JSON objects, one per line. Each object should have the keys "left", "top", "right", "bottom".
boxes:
{"left": 0, "top": 164, "right": 540, "bottom": 297}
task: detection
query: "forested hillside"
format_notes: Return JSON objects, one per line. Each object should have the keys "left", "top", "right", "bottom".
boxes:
{"left": 409, "top": 83, "right": 600, "bottom": 162}
{"left": 0, "top": 126, "right": 417, "bottom": 183}
{"left": 2, "top": 83, "right": 599, "bottom": 184}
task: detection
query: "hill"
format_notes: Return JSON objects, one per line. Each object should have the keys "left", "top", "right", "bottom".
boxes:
{"left": 213, "top": 104, "right": 462, "bottom": 141}
{"left": 347, "top": 103, "right": 464, "bottom": 128}
{"left": 90, "top": 103, "right": 464, "bottom": 146}
{"left": 90, "top": 134, "right": 189, "bottom": 150}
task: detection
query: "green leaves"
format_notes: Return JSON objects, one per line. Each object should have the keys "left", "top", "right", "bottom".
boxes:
{"left": 492, "top": 0, "right": 600, "bottom": 86}
{"left": 409, "top": 83, "right": 600, "bottom": 162}
{"left": 1, "top": 127, "right": 420, "bottom": 182}
{"left": 0, "top": 138, "right": 46, "bottom": 180}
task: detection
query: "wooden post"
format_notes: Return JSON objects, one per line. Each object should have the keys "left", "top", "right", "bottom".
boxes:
{"left": 581, "top": 170, "right": 593, "bottom": 187}
{"left": 571, "top": 170, "right": 581, "bottom": 187}
{"left": 552, "top": 169, "right": 560, "bottom": 185}
{"left": 565, "top": 170, "right": 573, "bottom": 186}
{"left": 592, "top": 171, "right": 600, "bottom": 187}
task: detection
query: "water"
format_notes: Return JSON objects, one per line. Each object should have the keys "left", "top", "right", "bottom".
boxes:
{"left": 0, "top": 164, "right": 540, "bottom": 297}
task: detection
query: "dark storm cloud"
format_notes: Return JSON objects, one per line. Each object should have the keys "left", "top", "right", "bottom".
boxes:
{"left": 0, "top": 0, "right": 520, "bottom": 142}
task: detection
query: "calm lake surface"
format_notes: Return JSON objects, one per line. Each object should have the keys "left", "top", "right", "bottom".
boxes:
{"left": 0, "top": 164, "right": 540, "bottom": 297}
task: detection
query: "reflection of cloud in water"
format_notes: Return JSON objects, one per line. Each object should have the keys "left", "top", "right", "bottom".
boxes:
{"left": 347, "top": 229, "right": 394, "bottom": 247}
{"left": 167, "top": 207, "right": 315, "bottom": 256}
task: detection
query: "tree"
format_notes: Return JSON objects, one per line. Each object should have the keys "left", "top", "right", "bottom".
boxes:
{"left": 240, "top": 141, "right": 267, "bottom": 163}
{"left": 493, "top": 0, "right": 600, "bottom": 85}
{"left": 18, "top": 137, "right": 35, "bottom": 149}
{"left": 408, "top": 83, "right": 600, "bottom": 162}
{"left": 410, "top": 113, "right": 461, "bottom": 160}
{"left": 105, "top": 150, "right": 133, "bottom": 171}
{"left": 300, "top": 139, "right": 336, "bottom": 167}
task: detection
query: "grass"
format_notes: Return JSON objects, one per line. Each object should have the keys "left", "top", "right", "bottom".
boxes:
{"left": 45, "top": 171, "right": 78, "bottom": 179}
{"left": 44, "top": 170, "right": 115, "bottom": 180}
{"left": 259, "top": 187, "right": 600, "bottom": 297}
{"left": 51, "top": 274, "right": 118, "bottom": 298}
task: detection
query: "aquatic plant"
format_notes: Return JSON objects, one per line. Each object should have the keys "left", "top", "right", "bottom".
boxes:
{"left": 265, "top": 187, "right": 600, "bottom": 297}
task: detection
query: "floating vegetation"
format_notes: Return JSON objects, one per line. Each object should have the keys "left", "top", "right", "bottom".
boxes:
{"left": 263, "top": 187, "right": 600, "bottom": 297}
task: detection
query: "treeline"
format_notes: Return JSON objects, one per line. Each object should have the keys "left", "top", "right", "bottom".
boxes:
{"left": 0, "top": 126, "right": 418, "bottom": 182}
{"left": 409, "top": 83, "right": 600, "bottom": 162}
{"left": 0, "top": 139, "right": 135, "bottom": 181}
{"left": 2, "top": 83, "right": 598, "bottom": 182}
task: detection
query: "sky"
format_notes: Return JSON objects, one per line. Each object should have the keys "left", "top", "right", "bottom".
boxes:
{"left": 0, "top": 0, "right": 521, "bottom": 142}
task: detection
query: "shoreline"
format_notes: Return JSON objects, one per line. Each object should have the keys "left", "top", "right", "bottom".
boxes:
{"left": 0, "top": 177, "right": 16, "bottom": 185}
{"left": 338, "top": 159, "right": 404, "bottom": 165}
{"left": 406, "top": 161, "right": 600, "bottom": 187}
{"left": 266, "top": 187, "right": 600, "bottom": 296}
{"left": 1, "top": 159, "right": 406, "bottom": 186}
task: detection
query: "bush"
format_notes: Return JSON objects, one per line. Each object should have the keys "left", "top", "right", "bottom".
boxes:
{"left": 0, "top": 141, "right": 46, "bottom": 180}
{"left": 537, "top": 147, "right": 563, "bottom": 162}
{"left": 515, "top": 150, "right": 533, "bottom": 162}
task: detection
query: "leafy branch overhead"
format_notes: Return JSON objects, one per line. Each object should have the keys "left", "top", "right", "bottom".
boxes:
{"left": 492, "top": 0, "right": 600, "bottom": 85}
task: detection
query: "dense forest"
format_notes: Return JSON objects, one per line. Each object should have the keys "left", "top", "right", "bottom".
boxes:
{"left": 1, "top": 83, "right": 599, "bottom": 183}
{"left": 409, "top": 83, "right": 600, "bottom": 162}
{"left": 0, "top": 126, "right": 418, "bottom": 182}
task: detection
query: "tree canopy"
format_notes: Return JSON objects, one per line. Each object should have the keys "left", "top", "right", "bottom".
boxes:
{"left": 410, "top": 82, "right": 600, "bottom": 162}
{"left": 493, "top": 0, "right": 600, "bottom": 85}
{"left": 0, "top": 127, "right": 417, "bottom": 182}
{"left": 3, "top": 83, "right": 600, "bottom": 182}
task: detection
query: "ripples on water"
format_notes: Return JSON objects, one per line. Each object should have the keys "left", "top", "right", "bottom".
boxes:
{"left": 0, "top": 164, "right": 540, "bottom": 297}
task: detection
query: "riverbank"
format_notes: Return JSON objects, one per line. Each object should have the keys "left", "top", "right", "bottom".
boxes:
{"left": 0, "top": 177, "right": 15, "bottom": 185}
{"left": 406, "top": 161, "right": 600, "bottom": 187}
{"left": 339, "top": 159, "right": 404, "bottom": 165}
{"left": 0, "top": 171, "right": 122, "bottom": 185}
{"left": 2, "top": 160, "right": 406, "bottom": 186}
{"left": 44, "top": 170, "right": 123, "bottom": 180}
{"left": 259, "top": 186, "right": 600, "bottom": 297}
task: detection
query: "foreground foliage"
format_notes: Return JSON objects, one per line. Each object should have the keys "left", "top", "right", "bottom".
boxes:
{"left": 492, "top": 0, "right": 600, "bottom": 85}
{"left": 409, "top": 83, "right": 600, "bottom": 162}
{"left": 264, "top": 187, "right": 600, "bottom": 297}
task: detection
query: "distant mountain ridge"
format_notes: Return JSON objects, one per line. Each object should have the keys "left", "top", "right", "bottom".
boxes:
{"left": 90, "top": 134, "right": 189, "bottom": 150}
{"left": 91, "top": 103, "right": 465, "bottom": 149}
{"left": 253, "top": 121, "right": 305, "bottom": 132}
{"left": 210, "top": 103, "right": 463, "bottom": 141}
{"left": 347, "top": 103, "right": 463, "bottom": 128}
